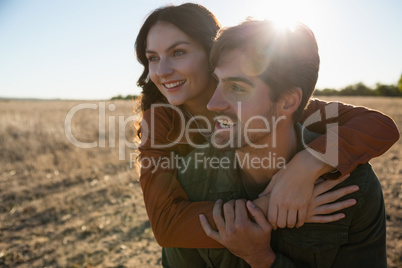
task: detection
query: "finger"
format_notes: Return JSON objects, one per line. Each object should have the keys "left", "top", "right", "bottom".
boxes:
{"left": 199, "top": 214, "right": 221, "bottom": 241}
{"left": 267, "top": 201, "right": 278, "bottom": 230}
{"left": 212, "top": 199, "right": 225, "bottom": 230}
{"left": 286, "top": 209, "right": 297, "bottom": 228}
{"left": 315, "top": 185, "right": 359, "bottom": 207}
{"left": 308, "top": 213, "right": 345, "bottom": 224}
{"left": 314, "top": 198, "right": 357, "bottom": 215}
{"left": 313, "top": 174, "right": 350, "bottom": 196}
{"left": 276, "top": 206, "right": 287, "bottom": 229}
{"left": 223, "top": 200, "right": 236, "bottom": 230}
{"left": 234, "top": 199, "right": 248, "bottom": 225}
{"left": 247, "top": 201, "right": 272, "bottom": 232}
{"left": 315, "top": 174, "right": 350, "bottom": 195}
{"left": 259, "top": 176, "right": 276, "bottom": 197}
{"left": 296, "top": 208, "right": 306, "bottom": 228}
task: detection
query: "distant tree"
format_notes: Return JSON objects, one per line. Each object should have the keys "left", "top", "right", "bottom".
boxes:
{"left": 111, "top": 94, "right": 123, "bottom": 100}
{"left": 340, "top": 83, "right": 375, "bottom": 96}
{"left": 375, "top": 83, "right": 401, "bottom": 97}
{"left": 314, "top": 88, "right": 339, "bottom": 96}
{"left": 312, "top": 79, "right": 402, "bottom": 97}
{"left": 354, "top": 83, "right": 376, "bottom": 96}
{"left": 111, "top": 94, "right": 140, "bottom": 100}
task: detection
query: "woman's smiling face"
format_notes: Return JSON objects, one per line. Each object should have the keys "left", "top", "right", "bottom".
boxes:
{"left": 145, "top": 21, "right": 214, "bottom": 108}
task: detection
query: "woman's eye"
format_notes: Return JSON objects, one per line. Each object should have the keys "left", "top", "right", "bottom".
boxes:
{"left": 147, "top": 55, "right": 159, "bottom": 62}
{"left": 173, "top": 50, "right": 185, "bottom": 56}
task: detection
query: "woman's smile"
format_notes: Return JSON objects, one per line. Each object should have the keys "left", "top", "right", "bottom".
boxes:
{"left": 162, "top": 80, "right": 186, "bottom": 91}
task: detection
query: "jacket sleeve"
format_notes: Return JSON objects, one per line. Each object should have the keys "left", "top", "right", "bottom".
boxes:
{"left": 300, "top": 98, "right": 399, "bottom": 176}
{"left": 138, "top": 107, "right": 223, "bottom": 248}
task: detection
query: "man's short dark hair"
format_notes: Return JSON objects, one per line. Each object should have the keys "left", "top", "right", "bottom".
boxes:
{"left": 210, "top": 20, "right": 320, "bottom": 121}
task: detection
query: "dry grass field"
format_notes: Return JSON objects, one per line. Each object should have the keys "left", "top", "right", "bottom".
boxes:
{"left": 0, "top": 97, "right": 401, "bottom": 267}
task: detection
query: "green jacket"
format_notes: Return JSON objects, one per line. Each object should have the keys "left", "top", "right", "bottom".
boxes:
{"left": 162, "top": 124, "right": 387, "bottom": 268}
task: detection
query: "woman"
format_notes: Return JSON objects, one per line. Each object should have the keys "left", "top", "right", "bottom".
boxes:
{"left": 135, "top": 3, "right": 399, "bottom": 248}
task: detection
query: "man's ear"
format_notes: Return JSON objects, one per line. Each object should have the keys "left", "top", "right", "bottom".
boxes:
{"left": 278, "top": 87, "right": 302, "bottom": 117}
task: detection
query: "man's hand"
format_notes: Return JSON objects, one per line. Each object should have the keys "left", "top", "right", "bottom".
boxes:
{"left": 199, "top": 199, "right": 276, "bottom": 268}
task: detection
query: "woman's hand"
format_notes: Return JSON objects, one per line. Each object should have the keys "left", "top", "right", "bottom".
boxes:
{"left": 254, "top": 172, "right": 358, "bottom": 228}
{"left": 305, "top": 174, "right": 357, "bottom": 223}
{"left": 259, "top": 149, "right": 339, "bottom": 229}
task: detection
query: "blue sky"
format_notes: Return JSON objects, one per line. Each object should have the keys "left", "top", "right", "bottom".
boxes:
{"left": 0, "top": 0, "right": 401, "bottom": 100}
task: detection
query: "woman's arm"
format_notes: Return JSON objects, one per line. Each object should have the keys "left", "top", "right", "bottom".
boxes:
{"left": 265, "top": 98, "right": 399, "bottom": 229}
{"left": 303, "top": 98, "right": 399, "bottom": 175}
{"left": 139, "top": 106, "right": 222, "bottom": 248}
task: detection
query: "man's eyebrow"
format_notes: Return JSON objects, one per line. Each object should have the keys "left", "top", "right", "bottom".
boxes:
{"left": 222, "top": 76, "right": 255, "bottom": 87}
{"left": 145, "top": 41, "right": 191, "bottom": 54}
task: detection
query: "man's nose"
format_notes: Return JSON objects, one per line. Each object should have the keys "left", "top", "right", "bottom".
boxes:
{"left": 207, "top": 86, "right": 230, "bottom": 112}
{"left": 157, "top": 58, "right": 173, "bottom": 78}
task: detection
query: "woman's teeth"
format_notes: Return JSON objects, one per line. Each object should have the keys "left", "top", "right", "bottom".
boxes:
{"left": 164, "top": 80, "right": 185, "bottom": 89}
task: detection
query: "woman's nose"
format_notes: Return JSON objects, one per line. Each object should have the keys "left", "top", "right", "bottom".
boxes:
{"left": 157, "top": 58, "right": 173, "bottom": 78}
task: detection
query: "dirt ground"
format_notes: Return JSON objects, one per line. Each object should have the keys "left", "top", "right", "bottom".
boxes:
{"left": 0, "top": 97, "right": 401, "bottom": 267}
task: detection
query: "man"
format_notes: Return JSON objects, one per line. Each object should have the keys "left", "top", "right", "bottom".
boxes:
{"left": 162, "top": 20, "right": 386, "bottom": 267}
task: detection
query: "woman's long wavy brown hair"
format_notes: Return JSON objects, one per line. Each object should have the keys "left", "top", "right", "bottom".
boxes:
{"left": 134, "top": 3, "right": 220, "bottom": 139}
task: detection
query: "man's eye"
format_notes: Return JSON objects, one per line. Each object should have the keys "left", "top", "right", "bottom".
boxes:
{"left": 232, "top": 84, "right": 246, "bottom": 92}
{"left": 173, "top": 50, "right": 185, "bottom": 56}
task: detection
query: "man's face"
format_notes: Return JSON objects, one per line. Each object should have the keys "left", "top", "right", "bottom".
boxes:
{"left": 207, "top": 49, "right": 280, "bottom": 150}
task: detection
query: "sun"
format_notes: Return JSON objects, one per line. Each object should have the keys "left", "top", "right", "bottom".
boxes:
{"left": 241, "top": 0, "right": 321, "bottom": 32}
{"left": 271, "top": 18, "right": 298, "bottom": 33}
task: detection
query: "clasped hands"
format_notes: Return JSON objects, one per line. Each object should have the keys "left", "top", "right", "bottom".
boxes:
{"left": 199, "top": 175, "right": 358, "bottom": 268}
